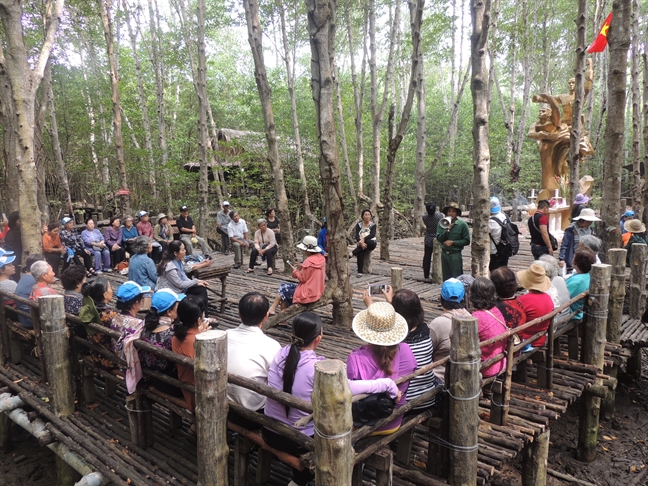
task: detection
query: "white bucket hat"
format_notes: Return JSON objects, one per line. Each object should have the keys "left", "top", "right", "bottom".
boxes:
{"left": 352, "top": 302, "right": 409, "bottom": 346}
{"left": 296, "top": 235, "right": 322, "bottom": 253}
{"left": 573, "top": 208, "right": 601, "bottom": 222}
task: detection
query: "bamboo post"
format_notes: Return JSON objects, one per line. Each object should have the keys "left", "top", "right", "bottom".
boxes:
{"left": 0, "top": 413, "right": 12, "bottom": 454}
{"left": 0, "top": 296, "right": 8, "bottom": 364}
{"left": 39, "top": 296, "right": 74, "bottom": 416}
{"left": 30, "top": 305, "right": 48, "bottom": 380}
{"left": 432, "top": 243, "right": 443, "bottom": 284}
{"left": 577, "top": 264, "right": 611, "bottom": 462}
{"left": 628, "top": 243, "right": 646, "bottom": 319}
{"left": 447, "top": 315, "right": 480, "bottom": 486}
{"left": 39, "top": 296, "right": 80, "bottom": 485}
{"left": 522, "top": 429, "right": 550, "bottom": 486}
{"left": 603, "top": 249, "right": 626, "bottom": 416}
{"left": 313, "top": 359, "right": 353, "bottom": 486}
{"left": 391, "top": 267, "right": 403, "bottom": 291}
{"left": 195, "top": 330, "right": 229, "bottom": 486}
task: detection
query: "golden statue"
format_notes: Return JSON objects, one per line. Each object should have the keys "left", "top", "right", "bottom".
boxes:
{"left": 529, "top": 60, "right": 594, "bottom": 195}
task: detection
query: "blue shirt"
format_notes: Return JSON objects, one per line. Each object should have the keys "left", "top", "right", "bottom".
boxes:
{"left": 128, "top": 254, "right": 158, "bottom": 290}
{"left": 122, "top": 225, "right": 139, "bottom": 243}
{"left": 15, "top": 274, "right": 36, "bottom": 328}
{"left": 566, "top": 272, "right": 591, "bottom": 319}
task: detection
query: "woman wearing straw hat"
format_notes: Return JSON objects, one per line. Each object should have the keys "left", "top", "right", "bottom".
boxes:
{"left": 153, "top": 213, "right": 174, "bottom": 256}
{"left": 268, "top": 235, "right": 326, "bottom": 315}
{"left": 559, "top": 208, "right": 600, "bottom": 273}
{"left": 516, "top": 263, "right": 554, "bottom": 349}
{"left": 348, "top": 302, "right": 417, "bottom": 435}
{"left": 264, "top": 312, "right": 399, "bottom": 486}
{"left": 623, "top": 219, "right": 648, "bottom": 266}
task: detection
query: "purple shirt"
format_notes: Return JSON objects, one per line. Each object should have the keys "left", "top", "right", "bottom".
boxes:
{"left": 81, "top": 228, "right": 105, "bottom": 249}
{"left": 472, "top": 307, "right": 507, "bottom": 377}
{"left": 347, "top": 343, "right": 417, "bottom": 433}
{"left": 104, "top": 226, "right": 123, "bottom": 247}
{"left": 265, "top": 346, "right": 399, "bottom": 437}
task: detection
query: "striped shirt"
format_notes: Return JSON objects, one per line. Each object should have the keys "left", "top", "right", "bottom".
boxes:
{"left": 404, "top": 325, "right": 443, "bottom": 409}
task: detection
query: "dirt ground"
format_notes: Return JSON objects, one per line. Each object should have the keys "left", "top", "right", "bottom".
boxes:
{"left": 1, "top": 352, "right": 648, "bottom": 486}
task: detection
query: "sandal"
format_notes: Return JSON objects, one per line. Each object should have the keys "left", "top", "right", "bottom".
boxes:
{"left": 267, "top": 268, "right": 273, "bottom": 275}
{"left": 245, "top": 268, "right": 254, "bottom": 273}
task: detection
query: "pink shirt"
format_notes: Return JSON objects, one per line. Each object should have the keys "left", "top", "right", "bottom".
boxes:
{"left": 472, "top": 307, "right": 507, "bottom": 378}
{"left": 292, "top": 253, "right": 326, "bottom": 304}
{"left": 347, "top": 343, "right": 417, "bottom": 433}
{"left": 136, "top": 221, "right": 153, "bottom": 238}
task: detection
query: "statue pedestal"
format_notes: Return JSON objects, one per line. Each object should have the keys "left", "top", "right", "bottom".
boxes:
{"left": 548, "top": 206, "right": 571, "bottom": 234}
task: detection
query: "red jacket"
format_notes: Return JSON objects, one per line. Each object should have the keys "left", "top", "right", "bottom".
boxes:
{"left": 292, "top": 253, "right": 326, "bottom": 304}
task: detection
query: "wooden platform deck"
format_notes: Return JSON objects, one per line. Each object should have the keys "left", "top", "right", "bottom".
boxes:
{"left": 0, "top": 236, "right": 630, "bottom": 485}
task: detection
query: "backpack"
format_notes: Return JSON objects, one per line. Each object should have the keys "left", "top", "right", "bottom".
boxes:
{"left": 490, "top": 215, "right": 520, "bottom": 257}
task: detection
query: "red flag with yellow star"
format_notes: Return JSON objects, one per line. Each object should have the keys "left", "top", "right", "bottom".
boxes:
{"left": 587, "top": 12, "right": 612, "bottom": 53}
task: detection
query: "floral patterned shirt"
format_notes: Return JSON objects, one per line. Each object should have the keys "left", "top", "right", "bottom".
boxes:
{"left": 60, "top": 229, "right": 85, "bottom": 251}
{"left": 139, "top": 317, "right": 174, "bottom": 372}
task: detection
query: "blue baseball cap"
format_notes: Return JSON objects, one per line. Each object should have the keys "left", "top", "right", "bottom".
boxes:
{"left": 116, "top": 281, "right": 151, "bottom": 302}
{"left": 151, "top": 289, "right": 185, "bottom": 313}
{"left": 0, "top": 255, "right": 16, "bottom": 268}
{"left": 138, "top": 210, "right": 148, "bottom": 218}
{"left": 62, "top": 217, "right": 73, "bottom": 225}
{"left": 490, "top": 197, "right": 501, "bottom": 214}
{"left": 624, "top": 210, "right": 635, "bottom": 218}
{"left": 441, "top": 278, "right": 465, "bottom": 302}
{"left": 0, "top": 248, "right": 14, "bottom": 257}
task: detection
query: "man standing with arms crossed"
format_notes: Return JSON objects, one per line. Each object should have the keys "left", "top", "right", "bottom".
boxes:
{"left": 216, "top": 201, "right": 233, "bottom": 255}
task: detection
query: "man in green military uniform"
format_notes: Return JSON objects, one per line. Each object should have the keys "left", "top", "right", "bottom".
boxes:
{"left": 436, "top": 202, "right": 471, "bottom": 281}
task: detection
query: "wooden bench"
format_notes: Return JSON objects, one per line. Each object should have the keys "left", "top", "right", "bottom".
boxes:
{"left": 189, "top": 263, "right": 230, "bottom": 313}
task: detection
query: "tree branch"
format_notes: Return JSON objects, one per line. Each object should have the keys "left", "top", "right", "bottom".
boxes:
{"left": 33, "top": 0, "right": 65, "bottom": 93}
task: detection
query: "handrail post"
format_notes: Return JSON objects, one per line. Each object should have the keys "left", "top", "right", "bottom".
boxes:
{"left": 603, "top": 249, "right": 626, "bottom": 415}
{"left": 627, "top": 243, "right": 646, "bottom": 379}
{"left": 313, "top": 359, "right": 353, "bottom": 486}
{"left": 391, "top": 267, "right": 403, "bottom": 291}
{"left": 448, "top": 315, "right": 480, "bottom": 486}
{"left": 545, "top": 317, "right": 555, "bottom": 389}
{"left": 0, "top": 293, "right": 9, "bottom": 364}
{"left": 39, "top": 295, "right": 80, "bottom": 485}
{"left": 577, "top": 264, "right": 611, "bottom": 462}
{"left": 195, "top": 330, "right": 229, "bottom": 486}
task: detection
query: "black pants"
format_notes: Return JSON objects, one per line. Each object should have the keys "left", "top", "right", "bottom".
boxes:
{"left": 262, "top": 427, "right": 313, "bottom": 486}
{"left": 62, "top": 249, "right": 93, "bottom": 272}
{"left": 44, "top": 252, "right": 63, "bottom": 277}
{"left": 149, "top": 366, "right": 183, "bottom": 398}
{"left": 228, "top": 408, "right": 263, "bottom": 430}
{"left": 353, "top": 240, "right": 377, "bottom": 273}
{"left": 531, "top": 243, "right": 550, "bottom": 260}
{"left": 489, "top": 253, "right": 509, "bottom": 272}
{"left": 185, "top": 286, "right": 209, "bottom": 317}
{"left": 110, "top": 248, "right": 126, "bottom": 268}
{"left": 423, "top": 244, "right": 434, "bottom": 278}
{"left": 217, "top": 227, "right": 230, "bottom": 252}
{"left": 249, "top": 245, "right": 278, "bottom": 270}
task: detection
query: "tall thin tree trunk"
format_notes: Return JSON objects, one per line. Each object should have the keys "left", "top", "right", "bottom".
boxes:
{"left": 0, "top": 0, "right": 64, "bottom": 257}
{"left": 335, "top": 64, "right": 359, "bottom": 215}
{"left": 98, "top": 0, "right": 130, "bottom": 215}
{"left": 412, "top": 20, "right": 427, "bottom": 237}
{"left": 369, "top": 0, "right": 399, "bottom": 208}
{"left": 511, "top": 0, "right": 531, "bottom": 182}
{"left": 195, "top": 0, "right": 209, "bottom": 235}
{"left": 242, "top": 0, "right": 296, "bottom": 265}
{"left": 77, "top": 48, "right": 101, "bottom": 186}
{"left": 641, "top": 30, "right": 648, "bottom": 226}
{"left": 380, "top": 0, "right": 423, "bottom": 261}
{"left": 304, "top": 0, "right": 354, "bottom": 327}
{"left": 278, "top": 0, "right": 311, "bottom": 220}
{"left": 600, "top": 0, "right": 631, "bottom": 253}
{"left": 630, "top": 0, "right": 641, "bottom": 216}
{"left": 35, "top": 64, "right": 50, "bottom": 223}
{"left": 46, "top": 69, "right": 73, "bottom": 216}
{"left": 126, "top": 2, "right": 157, "bottom": 198}
{"left": 568, "top": 0, "right": 587, "bottom": 202}
{"left": 346, "top": 4, "right": 368, "bottom": 200}
{"left": 470, "top": 0, "right": 492, "bottom": 277}
{"left": 147, "top": 0, "right": 172, "bottom": 213}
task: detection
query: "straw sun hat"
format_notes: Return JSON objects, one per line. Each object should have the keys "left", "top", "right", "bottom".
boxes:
{"left": 572, "top": 208, "right": 600, "bottom": 222}
{"left": 352, "top": 302, "right": 409, "bottom": 346}
{"left": 517, "top": 263, "right": 551, "bottom": 293}
{"left": 624, "top": 219, "right": 646, "bottom": 234}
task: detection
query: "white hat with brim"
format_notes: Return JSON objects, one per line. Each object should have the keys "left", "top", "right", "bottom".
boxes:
{"left": 296, "top": 235, "right": 322, "bottom": 253}
{"left": 352, "top": 302, "right": 409, "bottom": 346}
{"left": 573, "top": 208, "right": 601, "bottom": 222}
{"left": 517, "top": 263, "right": 551, "bottom": 293}
{"left": 624, "top": 219, "right": 646, "bottom": 234}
